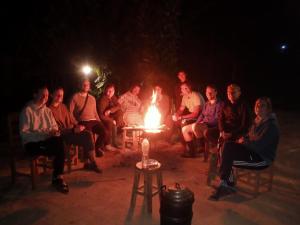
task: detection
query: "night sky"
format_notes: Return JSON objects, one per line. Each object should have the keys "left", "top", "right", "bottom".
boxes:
{"left": 1, "top": 0, "right": 299, "bottom": 121}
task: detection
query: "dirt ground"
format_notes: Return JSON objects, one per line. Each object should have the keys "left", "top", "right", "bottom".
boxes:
{"left": 0, "top": 110, "right": 299, "bottom": 225}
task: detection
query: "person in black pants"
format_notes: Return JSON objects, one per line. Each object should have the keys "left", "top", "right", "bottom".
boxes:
{"left": 19, "top": 86, "right": 68, "bottom": 193}
{"left": 69, "top": 79, "right": 115, "bottom": 156}
{"left": 209, "top": 97, "right": 280, "bottom": 200}
{"left": 49, "top": 87, "right": 102, "bottom": 173}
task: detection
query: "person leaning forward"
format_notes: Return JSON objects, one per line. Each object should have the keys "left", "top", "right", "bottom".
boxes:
{"left": 97, "top": 83, "right": 124, "bottom": 148}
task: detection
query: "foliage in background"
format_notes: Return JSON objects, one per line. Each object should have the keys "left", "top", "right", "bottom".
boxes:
{"left": 90, "top": 65, "right": 111, "bottom": 98}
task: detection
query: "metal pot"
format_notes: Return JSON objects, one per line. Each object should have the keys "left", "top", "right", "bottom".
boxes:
{"left": 160, "top": 183, "right": 194, "bottom": 225}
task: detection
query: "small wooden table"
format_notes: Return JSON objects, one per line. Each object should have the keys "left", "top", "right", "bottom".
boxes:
{"left": 122, "top": 126, "right": 144, "bottom": 150}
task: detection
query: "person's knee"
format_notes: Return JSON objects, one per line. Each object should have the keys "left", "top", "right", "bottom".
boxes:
{"left": 193, "top": 123, "right": 203, "bottom": 138}
{"left": 222, "top": 142, "right": 238, "bottom": 156}
{"left": 181, "top": 125, "right": 190, "bottom": 135}
{"left": 203, "top": 128, "right": 209, "bottom": 139}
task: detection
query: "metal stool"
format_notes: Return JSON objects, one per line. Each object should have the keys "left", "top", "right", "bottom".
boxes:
{"left": 130, "top": 161, "right": 163, "bottom": 213}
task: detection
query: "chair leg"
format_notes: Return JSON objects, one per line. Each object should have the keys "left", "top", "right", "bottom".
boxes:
{"left": 122, "top": 130, "right": 127, "bottom": 149}
{"left": 204, "top": 141, "right": 209, "bottom": 162}
{"left": 145, "top": 173, "right": 153, "bottom": 213}
{"left": 254, "top": 171, "right": 260, "bottom": 197}
{"left": 268, "top": 167, "right": 274, "bottom": 191}
{"left": 31, "top": 159, "right": 37, "bottom": 190}
{"left": 133, "top": 131, "right": 138, "bottom": 150}
{"left": 41, "top": 157, "right": 47, "bottom": 174}
{"left": 157, "top": 171, "right": 163, "bottom": 201}
{"left": 73, "top": 146, "right": 78, "bottom": 166}
{"left": 130, "top": 170, "right": 140, "bottom": 209}
{"left": 10, "top": 154, "right": 16, "bottom": 185}
{"left": 67, "top": 147, "right": 72, "bottom": 174}
{"left": 235, "top": 168, "right": 239, "bottom": 186}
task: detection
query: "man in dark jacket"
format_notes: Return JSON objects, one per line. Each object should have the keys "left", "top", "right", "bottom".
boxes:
{"left": 209, "top": 97, "right": 280, "bottom": 201}
{"left": 218, "top": 84, "right": 252, "bottom": 142}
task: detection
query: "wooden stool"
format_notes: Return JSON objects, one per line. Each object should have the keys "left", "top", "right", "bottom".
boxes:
{"left": 130, "top": 161, "right": 163, "bottom": 213}
{"left": 234, "top": 164, "right": 274, "bottom": 197}
{"left": 65, "top": 144, "right": 79, "bottom": 173}
{"left": 122, "top": 127, "right": 143, "bottom": 150}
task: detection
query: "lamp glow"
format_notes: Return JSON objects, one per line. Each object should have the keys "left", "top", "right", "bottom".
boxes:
{"left": 82, "top": 65, "right": 92, "bottom": 76}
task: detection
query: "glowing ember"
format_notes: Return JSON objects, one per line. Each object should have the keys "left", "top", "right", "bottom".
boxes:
{"left": 144, "top": 90, "right": 162, "bottom": 133}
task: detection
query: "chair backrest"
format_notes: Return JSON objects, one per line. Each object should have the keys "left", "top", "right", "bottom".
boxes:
{"left": 7, "top": 112, "right": 23, "bottom": 154}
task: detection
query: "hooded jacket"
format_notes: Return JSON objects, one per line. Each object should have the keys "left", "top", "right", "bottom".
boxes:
{"left": 244, "top": 113, "right": 280, "bottom": 163}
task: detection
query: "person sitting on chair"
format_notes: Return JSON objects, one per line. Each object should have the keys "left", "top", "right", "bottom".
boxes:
{"left": 218, "top": 83, "right": 252, "bottom": 143}
{"left": 172, "top": 82, "right": 205, "bottom": 125}
{"left": 172, "top": 82, "right": 205, "bottom": 154}
{"left": 181, "top": 85, "right": 223, "bottom": 159}
{"left": 50, "top": 87, "right": 102, "bottom": 173}
{"left": 19, "top": 85, "right": 69, "bottom": 193}
{"left": 209, "top": 97, "right": 280, "bottom": 201}
{"left": 97, "top": 83, "right": 124, "bottom": 148}
{"left": 69, "top": 79, "right": 115, "bottom": 155}
{"left": 118, "top": 83, "right": 144, "bottom": 126}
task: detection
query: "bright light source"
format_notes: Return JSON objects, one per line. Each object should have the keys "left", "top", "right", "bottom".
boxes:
{"left": 280, "top": 43, "right": 288, "bottom": 52}
{"left": 82, "top": 65, "right": 92, "bottom": 76}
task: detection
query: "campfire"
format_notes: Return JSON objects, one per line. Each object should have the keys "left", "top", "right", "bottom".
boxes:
{"left": 143, "top": 90, "right": 164, "bottom": 133}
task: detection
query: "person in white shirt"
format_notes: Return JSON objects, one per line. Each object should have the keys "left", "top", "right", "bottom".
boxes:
{"left": 118, "top": 84, "right": 144, "bottom": 126}
{"left": 19, "top": 86, "right": 68, "bottom": 194}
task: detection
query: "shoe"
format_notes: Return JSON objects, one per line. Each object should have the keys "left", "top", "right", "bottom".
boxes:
{"left": 83, "top": 162, "right": 102, "bottom": 173}
{"left": 95, "top": 148, "right": 104, "bottom": 157}
{"left": 52, "top": 178, "right": 69, "bottom": 194}
{"left": 105, "top": 144, "right": 118, "bottom": 152}
{"left": 208, "top": 182, "right": 236, "bottom": 201}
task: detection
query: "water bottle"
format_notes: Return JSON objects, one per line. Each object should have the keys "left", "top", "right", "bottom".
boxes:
{"left": 141, "top": 138, "right": 150, "bottom": 168}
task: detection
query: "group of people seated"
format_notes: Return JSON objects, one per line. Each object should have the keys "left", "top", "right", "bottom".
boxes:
{"left": 18, "top": 70, "right": 280, "bottom": 199}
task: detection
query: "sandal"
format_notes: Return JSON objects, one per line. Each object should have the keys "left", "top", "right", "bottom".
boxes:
{"left": 52, "top": 178, "right": 69, "bottom": 194}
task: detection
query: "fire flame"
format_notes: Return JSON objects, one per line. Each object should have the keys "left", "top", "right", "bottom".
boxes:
{"left": 144, "top": 90, "right": 161, "bottom": 132}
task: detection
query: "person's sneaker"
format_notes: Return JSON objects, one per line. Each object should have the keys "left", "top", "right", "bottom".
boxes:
{"left": 52, "top": 178, "right": 69, "bottom": 194}
{"left": 105, "top": 144, "right": 118, "bottom": 152}
{"left": 208, "top": 182, "right": 236, "bottom": 201}
{"left": 95, "top": 148, "right": 105, "bottom": 157}
{"left": 83, "top": 162, "right": 102, "bottom": 173}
